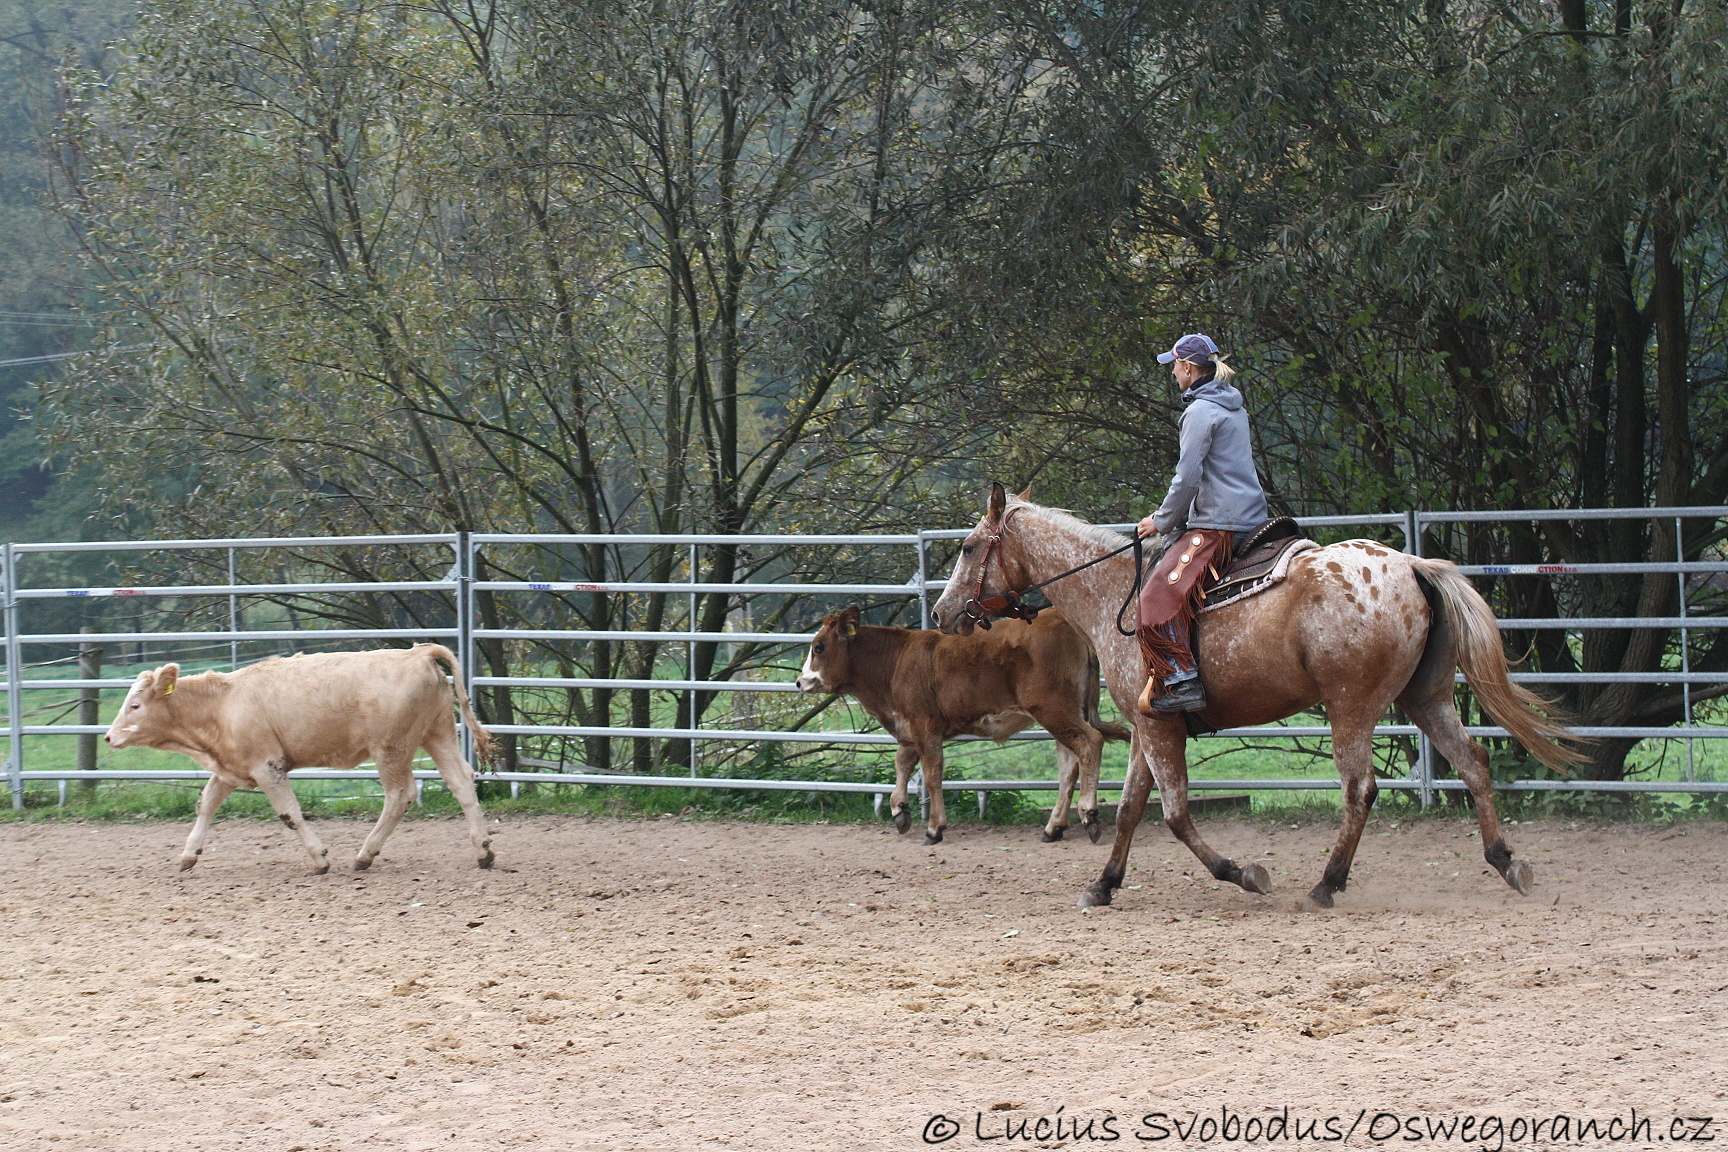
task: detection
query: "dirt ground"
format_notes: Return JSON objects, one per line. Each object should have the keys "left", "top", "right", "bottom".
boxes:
{"left": 1, "top": 812, "right": 1725, "bottom": 1151}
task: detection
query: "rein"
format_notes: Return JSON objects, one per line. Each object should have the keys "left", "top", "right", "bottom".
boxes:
{"left": 958, "top": 511, "right": 1150, "bottom": 634}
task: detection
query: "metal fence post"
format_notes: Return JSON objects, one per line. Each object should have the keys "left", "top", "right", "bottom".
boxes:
{"left": 5, "top": 542, "right": 24, "bottom": 809}
{"left": 1678, "top": 515, "right": 1694, "bottom": 782}
{"left": 916, "top": 529, "right": 931, "bottom": 629}
{"left": 1406, "top": 510, "right": 1436, "bottom": 808}
{"left": 455, "top": 531, "right": 474, "bottom": 769}
{"left": 688, "top": 542, "right": 698, "bottom": 778}
{"left": 227, "top": 547, "right": 240, "bottom": 670}
{"left": 77, "top": 626, "right": 101, "bottom": 797}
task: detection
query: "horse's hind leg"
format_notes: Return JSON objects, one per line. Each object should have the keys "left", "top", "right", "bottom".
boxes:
{"left": 1080, "top": 732, "right": 1152, "bottom": 906}
{"left": 1304, "top": 715, "right": 1379, "bottom": 910}
{"left": 1403, "top": 693, "right": 1531, "bottom": 894}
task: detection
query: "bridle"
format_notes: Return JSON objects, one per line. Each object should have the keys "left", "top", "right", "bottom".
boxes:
{"left": 955, "top": 506, "right": 1148, "bottom": 634}
{"left": 957, "top": 508, "right": 1038, "bottom": 631}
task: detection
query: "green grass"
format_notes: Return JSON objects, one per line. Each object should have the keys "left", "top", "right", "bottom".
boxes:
{"left": 9, "top": 656, "right": 1726, "bottom": 826}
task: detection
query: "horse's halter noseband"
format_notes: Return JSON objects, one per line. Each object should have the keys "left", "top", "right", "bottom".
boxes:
{"left": 958, "top": 508, "right": 1040, "bottom": 631}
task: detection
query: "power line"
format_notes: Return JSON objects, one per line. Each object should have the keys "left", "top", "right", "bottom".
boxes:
{"left": 0, "top": 344, "right": 156, "bottom": 368}
{"left": 0, "top": 311, "right": 99, "bottom": 322}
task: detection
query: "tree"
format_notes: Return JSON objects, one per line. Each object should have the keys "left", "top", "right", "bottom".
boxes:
{"left": 43, "top": 0, "right": 1039, "bottom": 771}
{"left": 916, "top": 0, "right": 1728, "bottom": 780}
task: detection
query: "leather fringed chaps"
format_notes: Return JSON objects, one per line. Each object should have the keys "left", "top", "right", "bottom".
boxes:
{"left": 1137, "top": 529, "right": 1233, "bottom": 685}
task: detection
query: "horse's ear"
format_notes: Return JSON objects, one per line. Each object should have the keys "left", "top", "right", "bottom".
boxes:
{"left": 987, "top": 481, "right": 1007, "bottom": 524}
{"left": 1016, "top": 484, "right": 1032, "bottom": 501}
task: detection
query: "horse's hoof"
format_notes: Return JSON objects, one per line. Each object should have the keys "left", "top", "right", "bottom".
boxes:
{"left": 1504, "top": 859, "right": 1533, "bottom": 895}
{"left": 1301, "top": 885, "right": 1334, "bottom": 910}
{"left": 1239, "top": 863, "right": 1272, "bottom": 894}
{"left": 922, "top": 828, "right": 945, "bottom": 846}
{"left": 177, "top": 857, "right": 198, "bottom": 872}
{"left": 476, "top": 852, "right": 495, "bottom": 870}
{"left": 1041, "top": 827, "right": 1065, "bottom": 843}
{"left": 892, "top": 805, "right": 912, "bottom": 834}
{"left": 312, "top": 864, "right": 330, "bottom": 876}
{"left": 1077, "top": 886, "right": 1113, "bottom": 908}
{"left": 1082, "top": 812, "right": 1102, "bottom": 844}
{"left": 354, "top": 857, "right": 373, "bottom": 871}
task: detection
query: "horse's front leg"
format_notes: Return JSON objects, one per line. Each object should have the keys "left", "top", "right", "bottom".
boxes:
{"left": 1078, "top": 732, "right": 1152, "bottom": 906}
{"left": 1138, "top": 719, "right": 1270, "bottom": 899}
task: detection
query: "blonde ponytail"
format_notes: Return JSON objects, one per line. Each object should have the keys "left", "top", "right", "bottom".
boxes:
{"left": 1212, "top": 355, "right": 1237, "bottom": 384}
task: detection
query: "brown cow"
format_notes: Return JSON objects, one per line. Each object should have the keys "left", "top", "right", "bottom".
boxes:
{"left": 796, "top": 606, "right": 1128, "bottom": 845}
{"left": 105, "top": 644, "right": 494, "bottom": 873}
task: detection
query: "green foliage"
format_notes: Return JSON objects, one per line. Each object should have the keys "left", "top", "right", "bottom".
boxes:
{"left": 15, "top": 0, "right": 1728, "bottom": 786}
{"left": 0, "top": 0, "right": 132, "bottom": 543}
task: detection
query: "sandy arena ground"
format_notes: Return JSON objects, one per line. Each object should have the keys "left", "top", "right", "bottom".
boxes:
{"left": 1, "top": 812, "right": 1725, "bottom": 1151}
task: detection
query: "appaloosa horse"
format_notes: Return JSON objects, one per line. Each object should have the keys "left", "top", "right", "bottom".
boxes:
{"left": 932, "top": 485, "right": 1584, "bottom": 910}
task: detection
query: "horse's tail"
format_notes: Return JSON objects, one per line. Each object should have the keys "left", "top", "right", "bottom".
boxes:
{"left": 1083, "top": 651, "right": 1132, "bottom": 741}
{"left": 424, "top": 644, "right": 497, "bottom": 764}
{"left": 1411, "top": 558, "right": 1586, "bottom": 775}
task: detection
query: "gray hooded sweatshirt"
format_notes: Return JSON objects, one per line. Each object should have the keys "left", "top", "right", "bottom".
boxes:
{"left": 1151, "top": 374, "right": 1270, "bottom": 534}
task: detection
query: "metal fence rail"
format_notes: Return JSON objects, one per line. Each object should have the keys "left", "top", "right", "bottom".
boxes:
{"left": 6, "top": 506, "right": 1727, "bottom": 810}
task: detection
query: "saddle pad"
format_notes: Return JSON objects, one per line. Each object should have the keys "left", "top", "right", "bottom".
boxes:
{"left": 1201, "top": 535, "right": 1319, "bottom": 613}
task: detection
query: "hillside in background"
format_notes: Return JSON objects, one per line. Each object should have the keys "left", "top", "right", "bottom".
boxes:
{"left": 0, "top": 0, "right": 132, "bottom": 542}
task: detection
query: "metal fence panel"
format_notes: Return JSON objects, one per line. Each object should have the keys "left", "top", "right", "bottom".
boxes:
{"left": 6, "top": 507, "right": 1728, "bottom": 809}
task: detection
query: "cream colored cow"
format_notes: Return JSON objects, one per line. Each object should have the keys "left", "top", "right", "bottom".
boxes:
{"left": 106, "top": 644, "right": 494, "bottom": 873}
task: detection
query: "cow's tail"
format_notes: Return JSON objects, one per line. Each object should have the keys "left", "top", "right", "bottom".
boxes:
{"left": 1411, "top": 558, "right": 1586, "bottom": 775}
{"left": 1083, "top": 651, "right": 1132, "bottom": 741}
{"left": 425, "top": 644, "right": 497, "bottom": 764}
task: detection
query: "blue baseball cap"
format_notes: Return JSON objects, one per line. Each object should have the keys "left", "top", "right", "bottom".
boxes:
{"left": 1156, "top": 333, "right": 1220, "bottom": 364}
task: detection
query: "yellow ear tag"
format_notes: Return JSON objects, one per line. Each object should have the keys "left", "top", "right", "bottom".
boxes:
{"left": 161, "top": 683, "right": 174, "bottom": 696}
{"left": 843, "top": 623, "right": 857, "bottom": 637}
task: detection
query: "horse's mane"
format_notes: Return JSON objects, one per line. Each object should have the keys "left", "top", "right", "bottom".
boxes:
{"left": 1009, "top": 498, "right": 1132, "bottom": 552}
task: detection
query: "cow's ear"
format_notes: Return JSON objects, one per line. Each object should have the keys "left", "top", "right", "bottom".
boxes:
{"left": 987, "top": 481, "right": 1007, "bottom": 524}
{"left": 839, "top": 605, "right": 860, "bottom": 637}
{"left": 155, "top": 664, "right": 180, "bottom": 697}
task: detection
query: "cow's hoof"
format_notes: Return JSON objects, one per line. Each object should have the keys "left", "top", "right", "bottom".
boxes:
{"left": 1082, "top": 813, "right": 1102, "bottom": 844}
{"left": 477, "top": 852, "right": 495, "bottom": 870}
{"left": 1239, "top": 863, "right": 1272, "bottom": 894}
{"left": 354, "top": 857, "right": 374, "bottom": 872}
{"left": 1041, "top": 826, "right": 1065, "bottom": 843}
{"left": 312, "top": 864, "right": 330, "bottom": 876}
{"left": 892, "top": 805, "right": 912, "bottom": 834}
{"left": 177, "top": 857, "right": 198, "bottom": 872}
{"left": 1504, "top": 859, "right": 1533, "bottom": 895}
{"left": 1076, "top": 885, "right": 1113, "bottom": 908}
{"left": 922, "top": 828, "right": 945, "bottom": 846}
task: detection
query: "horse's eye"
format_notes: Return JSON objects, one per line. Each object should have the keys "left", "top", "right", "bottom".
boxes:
{"left": 962, "top": 544, "right": 975, "bottom": 555}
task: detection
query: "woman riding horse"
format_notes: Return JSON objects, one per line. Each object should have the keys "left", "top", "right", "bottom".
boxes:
{"left": 1136, "top": 333, "right": 1269, "bottom": 714}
